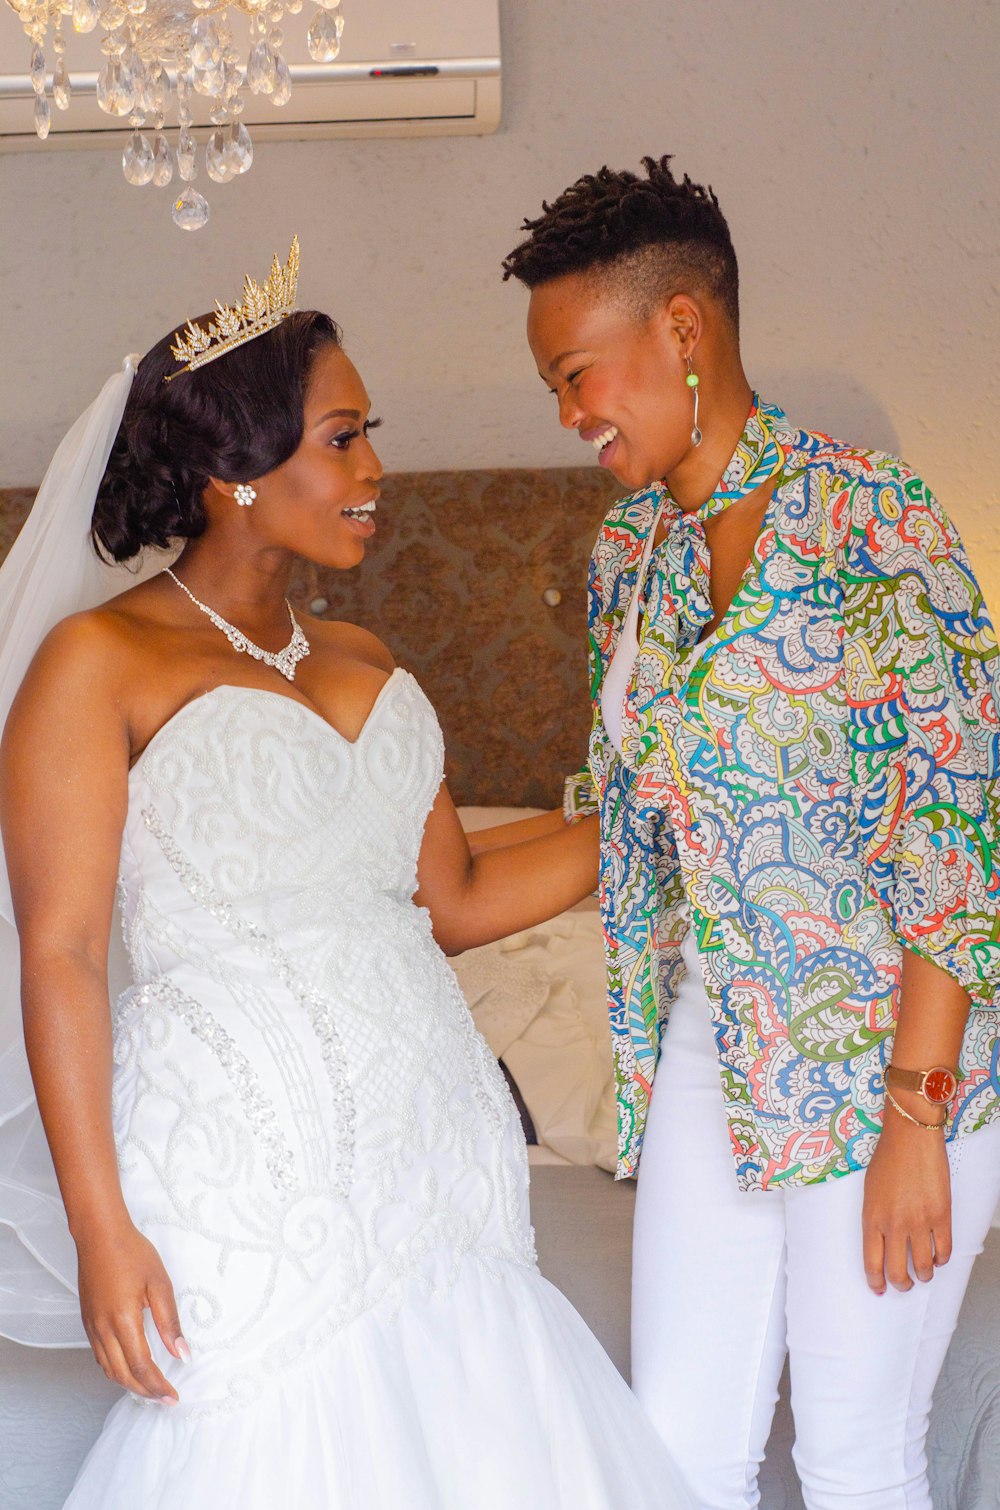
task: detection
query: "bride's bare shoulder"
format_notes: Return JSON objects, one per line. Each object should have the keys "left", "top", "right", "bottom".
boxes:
{"left": 35, "top": 567, "right": 184, "bottom": 657}
{"left": 0, "top": 614, "right": 134, "bottom": 783}
{"left": 7, "top": 574, "right": 173, "bottom": 729}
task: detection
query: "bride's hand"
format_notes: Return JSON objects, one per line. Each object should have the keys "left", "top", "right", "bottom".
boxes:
{"left": 76, "top": 1217, "right": 187, "bottom": 1403}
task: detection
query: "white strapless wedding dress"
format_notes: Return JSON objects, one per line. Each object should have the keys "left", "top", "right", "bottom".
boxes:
{"left": 65, "top": 669, "right": 690, "bottom": 1509}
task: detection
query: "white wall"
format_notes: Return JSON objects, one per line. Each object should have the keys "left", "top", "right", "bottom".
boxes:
{"left": 1, "top": 0, "right": 997, "bottom": 605}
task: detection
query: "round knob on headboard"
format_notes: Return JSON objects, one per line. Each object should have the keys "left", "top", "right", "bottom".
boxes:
{"left": 542, "top": 587, "right": 562, "bottom": 607}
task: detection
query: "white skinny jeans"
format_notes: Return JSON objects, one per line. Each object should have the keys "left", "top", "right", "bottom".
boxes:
{"left": 631, "top": 931, "right": 1000, "bottom": 1509}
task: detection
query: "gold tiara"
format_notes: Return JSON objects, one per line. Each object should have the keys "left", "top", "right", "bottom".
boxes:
{"left": 166, "top": 236, "right": 300, "bottom": 381}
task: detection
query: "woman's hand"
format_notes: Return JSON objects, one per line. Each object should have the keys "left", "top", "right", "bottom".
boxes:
{"left": 76, "top": 1216, "right": 188, "bottom": 1403}
{"left": 861, "top": 1103, "right": 952, "bottom": 1296}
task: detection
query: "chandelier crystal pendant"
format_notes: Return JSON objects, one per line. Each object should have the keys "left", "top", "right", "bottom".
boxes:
{"left": 5, "top": 0, "right": 346, "bottom": 230}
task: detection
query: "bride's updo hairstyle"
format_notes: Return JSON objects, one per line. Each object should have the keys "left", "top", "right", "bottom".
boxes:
{"left": 92, "top": 309, "right": 341, "bottom": 562}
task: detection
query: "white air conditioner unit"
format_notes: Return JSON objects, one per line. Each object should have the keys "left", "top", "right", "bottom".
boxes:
{"left": 0, "top": 0, "right": 500, "bottom": 148}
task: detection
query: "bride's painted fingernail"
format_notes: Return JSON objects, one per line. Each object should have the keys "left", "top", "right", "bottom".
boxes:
{"left": 158, "top": 1395, "right": 179, "bottom": 1407}
{"left": 176, "top": 1337, "right": 192, "bottom": 1363}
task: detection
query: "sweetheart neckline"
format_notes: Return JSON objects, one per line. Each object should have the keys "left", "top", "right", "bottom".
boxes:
{"left": 128, "top": 667, "right": 407, "bottom": 780}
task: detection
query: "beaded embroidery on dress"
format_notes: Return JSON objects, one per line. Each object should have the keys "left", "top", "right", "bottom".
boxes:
{"left": 65, "top": 670, "right": 691, "bottom": 1510}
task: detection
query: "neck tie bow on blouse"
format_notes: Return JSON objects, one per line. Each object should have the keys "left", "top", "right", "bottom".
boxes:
{"left": 643, "top": 396, "right": 786, "bottom": 651}
{"left": 620, "top": 397, "right": 787, "bottom": 773}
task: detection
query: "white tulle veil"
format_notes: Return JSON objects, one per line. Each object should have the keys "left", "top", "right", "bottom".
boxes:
{"left": 0, "top": 356, "right": 167, "bottom": 1346}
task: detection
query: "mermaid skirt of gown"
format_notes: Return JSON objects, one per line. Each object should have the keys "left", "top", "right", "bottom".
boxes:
{"left": 62, "top": 673, "right": 692, "bottom": 1509}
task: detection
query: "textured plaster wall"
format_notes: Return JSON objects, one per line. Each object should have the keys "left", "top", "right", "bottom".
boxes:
{"left": 1, "top": 0, "right": 997, "bottom": 607}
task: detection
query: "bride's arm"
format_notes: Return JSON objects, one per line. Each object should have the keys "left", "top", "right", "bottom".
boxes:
{"left": 414, "top": 781, "right": 598, "bottom": 956}
{"left": 0, "top": 617, "right": 185, "bottom": 1403}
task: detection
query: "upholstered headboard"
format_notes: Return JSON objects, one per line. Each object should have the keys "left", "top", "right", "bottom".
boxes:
{"left": 0, "top": 467, "right": 619, "bottom": 808}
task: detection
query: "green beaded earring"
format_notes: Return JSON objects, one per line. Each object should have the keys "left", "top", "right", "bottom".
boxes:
{"left": 685, "top": 356, "right": 702, "bottom": 447}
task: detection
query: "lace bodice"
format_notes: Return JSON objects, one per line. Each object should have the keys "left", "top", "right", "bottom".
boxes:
{"left": 111, "top": 670, "right": 533, "bottom": 1417}
{"left": 121, "top": 671, "right": 440, "bottom": 957}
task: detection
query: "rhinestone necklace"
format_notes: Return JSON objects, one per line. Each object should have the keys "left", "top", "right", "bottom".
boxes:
{"left": 165, "top": 568, "right": 311, "bottom": 682}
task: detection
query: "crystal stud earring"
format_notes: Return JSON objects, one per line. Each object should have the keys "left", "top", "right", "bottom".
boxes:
{"left": 234, "top": 483, "right": 257, "bottom": 507}
{"left": 685, "top": 357, "right": 702, "bottom": 447}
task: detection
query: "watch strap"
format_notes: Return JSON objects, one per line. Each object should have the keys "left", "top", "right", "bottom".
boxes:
{"left": 886, "top": 1063, "right": 958, "bottom": 1106}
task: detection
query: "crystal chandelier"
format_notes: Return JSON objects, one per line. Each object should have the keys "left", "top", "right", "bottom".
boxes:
{"left": 4, "top": 0, "right": 346, "bottom": 229}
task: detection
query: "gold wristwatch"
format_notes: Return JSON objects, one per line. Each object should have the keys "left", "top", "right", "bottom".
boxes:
{"left": 885, "top": 1064, "right": 959, "bottom": 1106}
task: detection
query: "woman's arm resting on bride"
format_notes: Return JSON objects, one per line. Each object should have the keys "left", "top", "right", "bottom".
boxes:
{"left": 0, "top": 616, "right": 185, "bottom": 1403}
{"left": 464, "top": 808, "right": 567, "bottom": 856}
{"left": 415, "top": 782, "right": 598, "bottom": 956}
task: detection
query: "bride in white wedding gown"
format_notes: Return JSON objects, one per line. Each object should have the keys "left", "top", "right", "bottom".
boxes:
{"left": 0, "top": 250, "right": 692, "bottom": 1508}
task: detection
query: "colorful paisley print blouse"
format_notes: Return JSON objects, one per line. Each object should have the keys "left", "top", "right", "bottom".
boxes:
{"left": 569, "top": 400, "right": 1000, "bottom": 1191}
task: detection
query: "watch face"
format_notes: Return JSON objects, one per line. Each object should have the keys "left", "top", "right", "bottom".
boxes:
{"left": 923, "top": 1068, "right": 958, "bottom": 1104}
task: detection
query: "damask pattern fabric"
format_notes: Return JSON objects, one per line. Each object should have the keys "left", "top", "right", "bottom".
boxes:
{"left": 572, "top": 401, "right": 1000, "bottom": 1190}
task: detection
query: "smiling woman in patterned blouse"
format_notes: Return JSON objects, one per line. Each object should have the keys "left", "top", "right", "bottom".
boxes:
{"left": 504, "top": 155, "right": 1000, "bottom": 1510}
